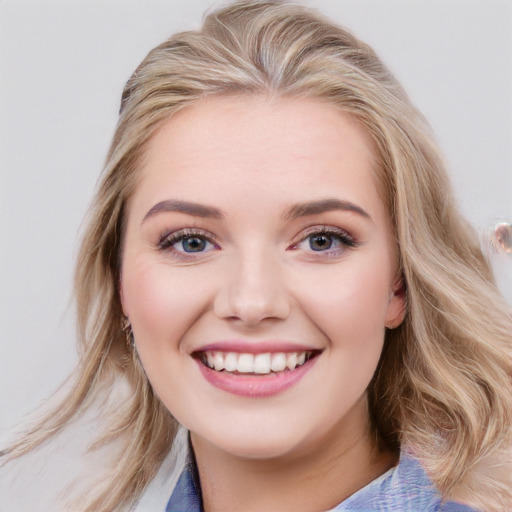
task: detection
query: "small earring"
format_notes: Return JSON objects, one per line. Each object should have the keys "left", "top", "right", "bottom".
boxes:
{"left": 122, "top": 316, "right": 135, "bottom": 349}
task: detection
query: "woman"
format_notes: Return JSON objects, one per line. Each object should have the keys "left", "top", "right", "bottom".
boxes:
{"left": 2, "top": 1, "right": 511, "bottom": 511}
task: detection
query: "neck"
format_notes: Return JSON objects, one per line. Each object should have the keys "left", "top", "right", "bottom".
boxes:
{"left": 191, "top": 400, "right": 398, "bottom": 512}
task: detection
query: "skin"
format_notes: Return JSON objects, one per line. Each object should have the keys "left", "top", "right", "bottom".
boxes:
{"left": 121, "top": 95, "right": 405, "bottom": 511}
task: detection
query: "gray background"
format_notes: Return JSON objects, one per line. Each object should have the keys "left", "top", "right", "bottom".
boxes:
{"left": 1, "top": 0, "right": 511, "bottom": 435}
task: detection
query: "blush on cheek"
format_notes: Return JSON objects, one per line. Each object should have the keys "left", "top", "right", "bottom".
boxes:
{"left": 126, "top": 274, "right": 169, "bottom": 324}
{"left": 124, "top": 264, "right": 212, "bottom": 353}
{"left": 307, "top": 270, "right": 391, "bottom": 330}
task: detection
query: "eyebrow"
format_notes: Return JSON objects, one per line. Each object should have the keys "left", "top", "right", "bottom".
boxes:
{"left": 142, "top": 197, "right": 370, "bottom": 224}
{"left": 143, "top": 199, "right": 224, "bottom": 223}
{"left": 283, "top": 198, "right": 371, "bottom": 221}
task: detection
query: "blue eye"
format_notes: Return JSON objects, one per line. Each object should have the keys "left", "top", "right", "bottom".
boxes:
{"left": 179, "top": 236, "right": 209, "bottom": 252}
{"left": 308, "top": 233, "right": 335, "bottom": 251}
{"left": 158, "top": 230, "right": 217, "bottom": 255}
{"left": 294, "top": 227, "right": 357, "bottom": 254}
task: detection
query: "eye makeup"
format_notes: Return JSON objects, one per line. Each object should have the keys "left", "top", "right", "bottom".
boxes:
{"left": 289, "top": 225, "right": 359, "bottom": 259}
{"left": 157, "top": 227, "right": 219, "bottom": 261}
{"left": 155, "top": 222, "right": 359, "bottom": 263}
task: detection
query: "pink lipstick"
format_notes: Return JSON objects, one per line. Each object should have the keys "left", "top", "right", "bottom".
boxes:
{"left": 192, "top": 343, "right": 321, "bottom": 397}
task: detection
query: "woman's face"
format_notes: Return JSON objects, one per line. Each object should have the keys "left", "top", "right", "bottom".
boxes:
{"left": 121, "top": 95, "right": 405, "bottom": 460}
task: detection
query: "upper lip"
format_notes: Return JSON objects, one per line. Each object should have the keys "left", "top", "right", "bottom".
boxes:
{"left": 192, "top": 340, "right": 322, "bottom": 354}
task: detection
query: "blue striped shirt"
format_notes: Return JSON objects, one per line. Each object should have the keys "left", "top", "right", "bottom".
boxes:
{"left": 166, "top": 452, "right": 479, "bottom": 511}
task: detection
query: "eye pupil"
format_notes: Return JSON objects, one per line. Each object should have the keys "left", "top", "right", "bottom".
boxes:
{"left": 182, "top": 237, "right": 206, "bottom": 252}
{"left": 309, "top": 234, "right": 332, "bottom": 251}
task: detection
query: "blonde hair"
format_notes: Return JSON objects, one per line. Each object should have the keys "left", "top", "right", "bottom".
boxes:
{"left": 3, "top": 1, "right": 511, "bottom": 510}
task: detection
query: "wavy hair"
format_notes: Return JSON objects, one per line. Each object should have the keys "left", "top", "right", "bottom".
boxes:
{"left": 3, "top": 1, "right": 511, "bottom": 511}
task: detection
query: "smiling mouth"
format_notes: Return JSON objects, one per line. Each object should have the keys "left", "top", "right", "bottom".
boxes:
{"left": 195, "top": 350, "right": 319, "bottom": 376}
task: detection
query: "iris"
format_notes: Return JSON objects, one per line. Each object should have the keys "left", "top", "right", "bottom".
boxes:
{"left": 182, "top": 236, "right": 207, "bottom": 252}
{"left": 309, "top": 234, "right": 333, "bottom": 251}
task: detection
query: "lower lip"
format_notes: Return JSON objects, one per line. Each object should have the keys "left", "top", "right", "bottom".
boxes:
{"left": 195, "top": 357, "right": 318, "bottom": 398}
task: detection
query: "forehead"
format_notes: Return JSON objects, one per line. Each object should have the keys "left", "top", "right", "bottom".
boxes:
{"left": 132, "top": 94, "right": 386, "bottom": 221}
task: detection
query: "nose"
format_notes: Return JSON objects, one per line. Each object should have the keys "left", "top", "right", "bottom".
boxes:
{"left": 213, "top": 246, "right": 292, "bottom": 328}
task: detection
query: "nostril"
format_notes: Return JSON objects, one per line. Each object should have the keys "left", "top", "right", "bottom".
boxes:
{"left": 213, "top": 281, "right": 292, "bottom": 326}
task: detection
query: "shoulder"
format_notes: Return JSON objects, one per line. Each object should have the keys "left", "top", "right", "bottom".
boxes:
{"left": 332, "top": 452, "right": 480, "bottom": 512}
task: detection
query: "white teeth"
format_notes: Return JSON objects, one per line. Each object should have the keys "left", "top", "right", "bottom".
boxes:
{"left": 224, "top": 352, "right": 238, "bottom": 372}
{"left": 213, "top": 352, "right": 224, "bottom": 371}
{"left": 254, "top": 353, "right": 271, "bottom": 374}
{"left": 237, "top": 353, "right": 254, "bottom": 373}
{"left": 202, "top": 350, "right": 312, "bottom": 374}
{"left": 286, "top": 352, "right": 297, "bottom": 370}
{"left": 270, "top": 352, "right": 287, "bottom": 372}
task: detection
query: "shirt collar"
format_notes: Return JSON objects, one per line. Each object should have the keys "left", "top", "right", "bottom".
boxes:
{"left": 165, "top": 449, "right": 477, "bottom": 512}
{"left": 165, "top": 443, "right": 202, "bottom": 512}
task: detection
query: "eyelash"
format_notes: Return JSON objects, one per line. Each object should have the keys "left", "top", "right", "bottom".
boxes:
{"left": 290, "top": 226, "right": 358, "bottom": 256}
{"left": 158, "top": 228, "right": 218, "bottom": 259}
{"left": 157, "top": 225, "right": 358, "bottom": 259}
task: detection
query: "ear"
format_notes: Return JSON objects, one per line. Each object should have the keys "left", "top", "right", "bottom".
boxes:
{"left": 384, "top": 277, "right": 406, "bottom": 329}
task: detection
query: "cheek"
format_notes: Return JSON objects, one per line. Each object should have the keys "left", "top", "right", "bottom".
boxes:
{"left": 295, "top": 259, "right": 393, "bottom": 342}
{"left": 121, "top": 259, "right": 207, "bottom": 352}
{"left": 121, "top": 260, "right": 211, "bottom": 416}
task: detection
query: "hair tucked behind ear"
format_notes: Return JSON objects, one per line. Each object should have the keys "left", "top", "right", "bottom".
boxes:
{"left": 2, "top": 1, "right": 511, "bottom": 511}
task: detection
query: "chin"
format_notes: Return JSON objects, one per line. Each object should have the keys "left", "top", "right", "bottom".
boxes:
{"left": 193, "top": 424, "right": 307, "bottom": 461}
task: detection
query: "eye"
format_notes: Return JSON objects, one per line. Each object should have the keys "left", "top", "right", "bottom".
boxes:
{"left": 158, "top": 229, "right": 217, "bottom": 255}
{"left": 292, "top": 227, "right": 357, "bottom": 254}
{"left": 176, "top": 235, "right": 213, "bottom": 253}
{"left": 308, "top": 233, "right": 337, "bottom": 251}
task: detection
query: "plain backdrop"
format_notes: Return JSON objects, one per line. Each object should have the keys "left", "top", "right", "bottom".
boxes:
{"left": 1, "top": 0, "right": 511, "bottom": 436}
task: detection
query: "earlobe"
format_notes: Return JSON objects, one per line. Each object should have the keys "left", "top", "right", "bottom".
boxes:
{"left": 385, "top": 278, "right": 406, "bottom": 329}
